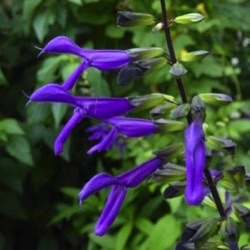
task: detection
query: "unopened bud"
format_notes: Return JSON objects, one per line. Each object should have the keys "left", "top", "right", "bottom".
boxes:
{"left": 117, "top": 11, "right": 156, "bottom": 27}
{"left": 128, "top": 93, "right": 174, "bottom": 113}
{"left": 181, "top": 50, "right": 209, "bottom": 62}
{"left": 199, "top": 93, "right": 232, "bottom": 105}
{"left": 152, "top": 22, "right": 164, "bottom": 32}
{"left": 127, "top": 47, "right": 165, "bottom": 59}
{"left": 174, "top": 13, "right": 205, "bottom": 24}
{"left": 169, "top": 62, "right": 187, "bottom": 78}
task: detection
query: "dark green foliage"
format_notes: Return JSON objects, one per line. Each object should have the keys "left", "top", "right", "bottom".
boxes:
{"left": 1, "top": 0, "right": 250, "bottom": 249}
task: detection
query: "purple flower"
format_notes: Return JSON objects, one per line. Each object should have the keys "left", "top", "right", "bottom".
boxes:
{"left": 30, "top": 84, "right": 134, "bottom": 119}
{"left": 184, "top": 116, "right": 206, "bottom": 205}
{"left": 38, "top": 36, "right": 131, "bottom": 90}
{"left": 30, "top": 84, "right": 135, "bottom": 155}
{"left": 79, "top": 157, "right": 163, "bottom": 236}
{"left": 87, "top": 117, "right": 158, "bottom": 154}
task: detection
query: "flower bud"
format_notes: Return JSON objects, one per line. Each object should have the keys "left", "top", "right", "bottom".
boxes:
{"left": 206, "top": 136, "right": 236, "bottom": 155}
{"left": 152, "top": 22, "right": 164, "bottom": 32}
{"left": 154, "top": 143, "right": 184, "bottom": 161}
{"left": 155, "top": 118, "right": 186, "bottom": 132}
{"left": 233, "top": 203, "right": 250, "bottom": 228}
{"left": 171, "top": 103, "right": 191, "bottom": 119}
{"left": 163, "top": 182, "right": 185, "bottom": 199}
{"left": 150, "top": 103, "right": 177, "bottom": 119}
{"left": 169, "top": 62, "right": 187, "bottom": 78}
{"left": 198, "top": 93, "right": 233, "bottom": 106}
{"left": 173, "top": 13, "right": 205, "bottom": 25}
{"left": 128, "top": 93, "right": 174, "bottom": 113}
{"left": 181, "top": 50, "right": 209, "bottom": 62}
{"left": 150, "top": 163, "right": 186, "bottom": 183}
{"left": 127, "top": 47, "right": 165, "bottom": 59}
{"left": 117, "top": 11, "right": 156, "bottom": 27}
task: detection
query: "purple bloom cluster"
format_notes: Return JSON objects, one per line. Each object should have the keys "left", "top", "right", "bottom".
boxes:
{"left": 30, "top": 35, "right": 208, "bottom": 236}
{"left": 30, "top": 36, "right": 167, "bottom": 235}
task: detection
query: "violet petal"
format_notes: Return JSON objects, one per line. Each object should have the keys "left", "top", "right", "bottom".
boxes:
{"left": 54, "top": 108, "right": 86, "bottom": 155}
{"left": 41, "top": 36, "right": 83, "bottom": 56}
{"left": 107, "top": 117, "right": 157, "bottom": 137}
{"left": 62, "top": 60, "right": 89, "bottom": 90}
{"left": 79, "top": 173, "right": 120, "bottom": 202}
{"left": 87, "top": 127, "right": 118, "bottom": 155}
{"left": 117, "top": 157, "right": 163, "bottom": 187}
{"left": 30, "top": 84, "right": 79, "bottom": 106}
{"left": 95, "top": 185, "right": 127, "bottom": 236}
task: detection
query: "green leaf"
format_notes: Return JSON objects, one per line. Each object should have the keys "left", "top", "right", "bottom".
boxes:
{"left": 115, "top": 222, "right": 133, "bottom": 250}
{"left": 33, "top": 9, "right": 55, "bottom": 42}
{"left": 67, "top": 0, "right": 82, "bottom": 5}
{"left": 51, "top": 104, "right": 68, "bottom": 129}
{"left": 6, "top": 135, "right": 33, "bottom": 165}
{"left": 105, "top": 25, "right": 126, "bottom": 39}
{"left": 135, "top": 218, "right": 154, "bottom": 235}
{"left": 0, "top": 68, "right": 8, "bottom": 86}
{"left": 23, "top": 0, "right": 43, "bottom": 24}
{"left": 86, "top": 68, "right": 111, "bottom": 97}
{"left": 143, "top": 215, "right": 181, "bottom": 249}
{"left": 0, "top": 118, "right": 24, "bottom": 135}
{"left": 89, "top": 233, "right": 114, "bottom": 249}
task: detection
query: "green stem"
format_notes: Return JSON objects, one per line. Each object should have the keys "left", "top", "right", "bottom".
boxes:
{"left": 160, "top": 0, "right": 226, "bottom": 219}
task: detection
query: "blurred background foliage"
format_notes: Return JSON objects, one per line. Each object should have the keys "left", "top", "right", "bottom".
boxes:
{"left": 1, "top": 0, "right": 250, "bottom": 249}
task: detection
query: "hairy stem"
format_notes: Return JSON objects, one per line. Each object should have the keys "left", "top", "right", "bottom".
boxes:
{"left": 160, "top": 0, "right": 226, "bottom": 219}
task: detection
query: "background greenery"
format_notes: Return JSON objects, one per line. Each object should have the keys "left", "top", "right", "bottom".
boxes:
{"left": 1, "top": 0, "right": 250, "bottom": 249}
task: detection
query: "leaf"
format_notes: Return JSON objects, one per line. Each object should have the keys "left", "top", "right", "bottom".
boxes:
{"left": 88, "top": 233, "right": 115, "bottom": 249}
{"left": 0, "top": 118, "right": 24, "bottom": 136}
{"left": 105, "top": 25, "right": 126, "bottom": 39}
{"left": 142, "top": 215, "right": 181, "bottom": 249}
{"left": 51, "top": 104, "right": 68, "bottom": 129}
{"left": 6, "top": 135, "right": 33, "bottom": 165}
{"left": 67, "top": 0, "right": 82, "bottom": 5}
{"left": 135, "top": 218, "right": 154, "bottom": 235}
{"left": 0, "top": 158, "right": 30, "bottom": 193}
{"left": 23, "top": 0, "right": 43, "bottom": 24}
{"left": 0, "top": 190, "right": 26, "bottom": 219}
{"left": 86, "top": 68, "right": 111, "bottom": 97}
{"left": 33, "top": 9, "right": 55, "bottom": 42}
{"left": 115, "top": 222, "right": 133, "bottom": 250}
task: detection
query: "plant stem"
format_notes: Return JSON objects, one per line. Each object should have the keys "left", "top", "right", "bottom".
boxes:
{"left": 160, "top": 0, "right": 226, "bottom": 219}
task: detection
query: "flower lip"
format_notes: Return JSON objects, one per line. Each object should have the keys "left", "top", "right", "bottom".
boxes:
{"left": 30, "top": 83, "right": 79, "bottom": 106}
{"left": 40, "top": 36, "right": 83, "bottom": 56}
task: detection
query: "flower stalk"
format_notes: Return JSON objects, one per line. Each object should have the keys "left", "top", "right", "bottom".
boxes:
{"left": 159, "top": 0, "right": 226, "bottom": 219}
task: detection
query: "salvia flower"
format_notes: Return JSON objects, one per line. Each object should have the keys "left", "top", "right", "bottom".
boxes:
{"left": 38, "top": 36, "right": 132, "bottom": 90}
{"left": 185, "top": 115, "right": 206, "bottom": 205}
{"left": 79, "top": 157, "right": 164, "bottom": 236}
{"left": 87, "top": 117, "right": 158, "bottom": 154}
{"left": 30, "top": 84, "right": 135, "bottom": 155}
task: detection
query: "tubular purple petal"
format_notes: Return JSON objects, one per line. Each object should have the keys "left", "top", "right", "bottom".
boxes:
{"left": 79, "top": 173, "right": 120, "bottom": 202}
{"left": 95, "top": 185, "right": 127, "bottom": 236}
{"left": 41, "top": 36, "right": 83, "bottom": 56}
{"left": 117, "top": 157, "right": 163, "bottom": 187}
{"left": 85, "top": 50, "right": 131, "bottom": 70}
{"left": 62, "top": 60, "right": 89, "bottom": 90}
{"left": 54, "top": 108, "right": 86, "bottom": 155}
{"left": 107, "top": 117, "right": 158, "bottom": 137}
{"left": 30, "top": 84, "right": 79, "bottom": 106}
{"left": 76, "top": 97, "right": 134, "bottom": 119}
{"left": 184, "top": 116, "right": 206, "bottom": 205}
{"left": 87, "top": 127, "right": 118, "bottom": 155}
